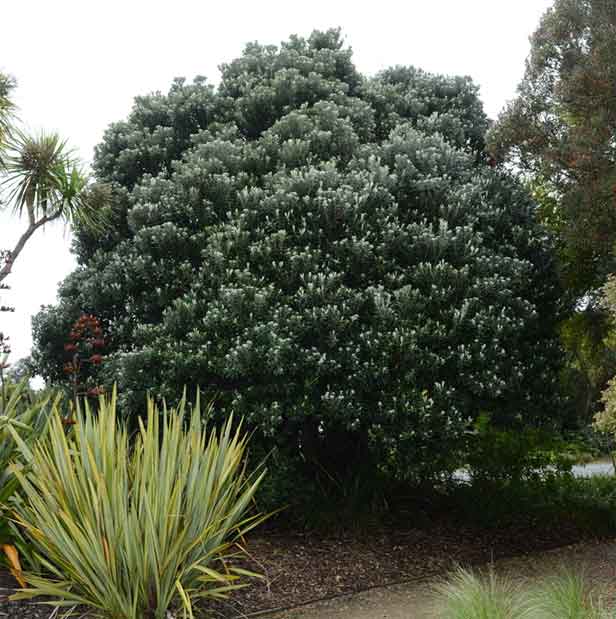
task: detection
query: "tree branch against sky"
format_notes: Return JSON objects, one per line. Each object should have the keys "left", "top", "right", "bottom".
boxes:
{"left": 0, "top": 129, "right": 110, "bottom": 285}
{"left": 0, "top": 73, "right": 17, "bottom": 362}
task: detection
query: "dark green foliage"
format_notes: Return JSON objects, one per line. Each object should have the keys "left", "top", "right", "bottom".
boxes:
{"left": 33, "top": 29, "right": 563, "bottom": 484}
{"left": 249, "top": 441, "right": 393, "bottom": 530}
{"left": 446, "top": 473, "right": 616, "bottom": 537}
{"left": 466, "top": 414, "right": 579, "bottom": 485}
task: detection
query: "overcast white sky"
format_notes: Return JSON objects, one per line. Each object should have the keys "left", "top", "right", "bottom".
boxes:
{"left": 1, "top": 0, "right": 553, "bottom": 364}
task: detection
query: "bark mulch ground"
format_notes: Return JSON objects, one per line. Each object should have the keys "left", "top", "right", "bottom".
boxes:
{"left": 0, "top": 520, "right": 610, "bottom": 618}
{"left": 0, "top": 573, "right": 51, "bottom": 619}
{"left": 204, "top": 519, "right": 606, "bottom": 618}
{"left": 264, "top": 540, "right": 616, "bottom": 619}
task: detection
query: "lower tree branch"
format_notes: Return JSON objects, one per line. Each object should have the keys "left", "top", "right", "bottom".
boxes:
{"left": 0, "top": 211, "right": 62, "bottom": 284}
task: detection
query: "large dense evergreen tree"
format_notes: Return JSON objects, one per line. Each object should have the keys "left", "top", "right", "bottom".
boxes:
{"left": 32, "top": 30, "right": 563, "bottom": 480}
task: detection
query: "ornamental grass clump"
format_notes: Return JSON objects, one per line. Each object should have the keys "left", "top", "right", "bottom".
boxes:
{"left": 434, "top": 567, "right": 609, "bottom": 619}
{"left": 525, "top": 570, "right": 606, "bottom": 619}
{"left": 433, "top": 566, "right": 528, "bottom": 619}
{"left": 10, "top": 389, "right": 266, "bottom": 619}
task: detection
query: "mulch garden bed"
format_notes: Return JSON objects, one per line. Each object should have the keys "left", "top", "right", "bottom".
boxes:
{"left": 1, "top": 520, "right": 610, "bottom": 618}
{"left": 0, "top": 573, "right": 52, "bottom": 619}
{"left": 204, "top": 520, "right": 604, "bottom": 618}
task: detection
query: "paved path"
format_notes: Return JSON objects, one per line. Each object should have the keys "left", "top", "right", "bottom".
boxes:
{"left": 266, "top": 578, "right": 439, "bottom": 618}
{"left": 571, "top": 458, "right": 615, "bottom": 477}
{"left": 264, "top": 540, "right": 616, "bottom": 619}
{"left": 452, "top": 458, "right": 616, "bottom": 482}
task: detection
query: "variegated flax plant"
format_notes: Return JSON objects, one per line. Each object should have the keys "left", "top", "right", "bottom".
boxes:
{"left": 0, "top": 378, "right": 53, "bottom": 587}
{"left": 11, "top": 388, "right": 267, "bottom": 619}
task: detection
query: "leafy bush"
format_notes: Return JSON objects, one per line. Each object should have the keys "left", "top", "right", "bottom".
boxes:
{"left": 250, "top": 440, "right": 394, "bottom": 530}
{"left": 596, "top": 377, "right": 616, "bottom": 436}
{"left": 11, "top": 390, "right": 266, "bottom": 619}
{"left": 444, "top": 472, "right": 616, "bottom": 536}
{"left": 591, "top": 274, "right": 616, "bottom": 466}
{"left": 32, "top": 28, "right": 563, "bottom": 485}
{"left": 466, "top": 415, "right": 577, "bottom": 485}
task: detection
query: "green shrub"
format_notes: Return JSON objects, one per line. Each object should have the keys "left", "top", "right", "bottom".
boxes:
{"left": 443, "top": 472, "right": 616, "bottom": 535}
{"left": 466, "top": 415, "right": 576, "bottom": 485}
{"left": 250, "top": 441, "right": 393, "bottom": 531}
{"left": 11, "top": 390, "right": 267, "bottom": 619}
{"left": 32, "top": 28, "right": 563, "bottom": 486}
{"left": 591, "top": 275, "right": 616, "bottom": 467}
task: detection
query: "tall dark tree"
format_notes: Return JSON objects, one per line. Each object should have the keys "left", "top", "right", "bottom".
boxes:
{"left": 488, "top": 0, "right": 616, "bottom": 423}
{"left": 33, "top": 30, "right": 563, "bottom": 481}
{"left": 488, "top": 0, "right": 616, "bottom": 295}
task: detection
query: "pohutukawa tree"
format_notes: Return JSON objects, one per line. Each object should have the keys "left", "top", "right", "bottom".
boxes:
{"left": 32, "top": 30, "right": 563, "bottom": 481}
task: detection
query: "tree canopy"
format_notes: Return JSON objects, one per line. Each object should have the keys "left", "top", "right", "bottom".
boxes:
{"left": 488, "top": 0, "right": 616, "bottom": 296}
{"left": 488, "top": 0, "right": 616, "bottom": 425}
{"left": 32, "top": 29, "right": 563, "bottom": 481}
